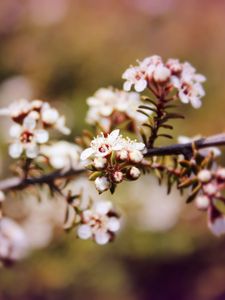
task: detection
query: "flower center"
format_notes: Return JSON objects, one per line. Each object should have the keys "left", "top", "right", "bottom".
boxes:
{"left": 20, "top": 131, "right": 34, "bottom": 143}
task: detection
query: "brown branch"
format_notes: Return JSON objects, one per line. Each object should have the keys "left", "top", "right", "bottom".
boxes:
{"left": 0, "top": 133, "right": 224, "bottom": 192}
{"left": 0, "top": 168, "right": 86, "bottom": 192}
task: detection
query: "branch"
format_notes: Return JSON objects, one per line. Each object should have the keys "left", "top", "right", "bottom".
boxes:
{"left": 0, "top": 168, "right": 86, "bottom": 192}
{"left": 0, "top": 133, "right": 224, "bottom": 192}
{"left": 145, "top": 133, "right": 225, "bottom": 157}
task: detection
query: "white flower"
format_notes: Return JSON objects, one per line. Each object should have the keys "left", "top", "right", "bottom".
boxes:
{"left": 77, "top": 200, "right": 120, "bottom": 245}
{"left": 41, "top": 141, "right": 82, "bottom": 170}
{"left": 9, "top": 116, "right": 49, "bottom": 159}
{"left": 0, "top": 99, "right": 31, "bottom": 120}
{"left": 195, "top": 195, "right": 210, "bottom": 210}
{"left": 198, "top": 170, "right": 212, "bottom": 183}
{"left": 178, "top": 135, "right": 221, "bottom": 157}
{"left": 129, "top": 166, "right": 141, "bottom": 179}
{"left": 80, "top": 129, "right": 123, "bottom": 160}
{"left": 173, "top": 62, "right": 206, "bottom": 109}
{"left": 95, "top": 177, "right": 110, "bottom": 193}
{"left": 121, "top": 138, "right": 145, "bottom": 163}
{"left": 86, "top": 88, "right": 147, "bottom": 131}
{"left": 0, "top": 218, "right": 29, "bottom": 261}
{"left": 122, "top": 66, "right": 147, "bottom": 92}
{"left": 208, "top": 216, "right": 225, "bottom": 237}
{"left": 166, "top": 58, "right": 182, "bottom": 74}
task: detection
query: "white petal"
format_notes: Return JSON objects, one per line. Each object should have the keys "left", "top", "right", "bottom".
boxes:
{"left": 134, "top": 79, "right": 147, "bottom": 92}
{"left": 9, "top": 124, "right": 22, "bottom": 138}
{"left": 77, "top": 224, "right": 92, "bottom": 240}
{"left": 35, "top": 130, "right": 49, "bottom": 144}
{"left": 9, "top": 143, "right": 23, "bottom": 158}
{"left": 107, "top": 217, "right": 120, "bottom": 232}
{"left": 80, "top": 148, "right": 95, "bottom": 160}
{"left": 94, "top": 230, "right": 110, "bottom": 245}
{"left": 209, "top": 217, "right": 225, "bottom": 237}
{"left": 123, "top": 81, "right": 132, "bottom": 91}
{"left": 108, "top": 129, "right": 120, "bottom": 143}
{"left": 25, "top": 144, "right": 39, "bottom": 158}
{"left": 94, "top": 201, "right": 112, "bottom": 215}
{"left": 23, "top": 116, "right": 36, "bottom": 131}
{"left": 191, "top": 97, "right": 202, "bottom": 109}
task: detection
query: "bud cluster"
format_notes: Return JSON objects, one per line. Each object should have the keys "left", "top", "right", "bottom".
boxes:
{"left": 80, "top": 129, "right": 145, "bottom": 193}
{"left": 86, "top": 87, "right": 147, "bottom": 133}
{"left": 195, "top": 168, "right": 225, "bottom": 236}
{"left": 122, "top": 55, "right": 206, "bottom": 109}
{"left": 0, "top": 99, "right": 70, "bottom": 159}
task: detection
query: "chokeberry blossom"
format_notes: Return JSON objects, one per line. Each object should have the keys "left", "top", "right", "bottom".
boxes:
{"left": 86, "top": 88, "right": 147, "bottom": 132}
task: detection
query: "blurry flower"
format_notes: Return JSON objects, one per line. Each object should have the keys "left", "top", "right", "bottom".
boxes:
{"left": 86, "top": 87, "right": 147, "bottom": 132}
{"left": 9, "top": 116, "right": 49, "bottom": 159}
{"left": 195, "top": 195, "right": 210, "bottom": 210}
{"left": 41, "top": 141, "right": 82, "bottom": 170}
{"left": 0, "top": 218, "right": 29, "bottom": 262}
{"left": 77, "top": 200, "right": 120, "bottom": 245}
{"left": 208, "top": 206, "right": 225, "bottom": 237}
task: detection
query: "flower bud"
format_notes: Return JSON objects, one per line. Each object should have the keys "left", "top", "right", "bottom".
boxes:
{"left": 93, "top": 157, "right": 107, "bottom": 169}
{"left": 195, "top": 195, "right": 210, "bottom": 210}
{"left": 198, "top": 170, "right": 212, "bottom": 183}
{"left": 113, "top": 171, "right": 123, "bottom": 183}
{"left": 117, "top": 149, "right": 128, "bottom": 161}
{"left": 153, "top": 65, "right": 171, "bottom": 82}
{"left": 129, "top": 150, "right": 143, "bottom": 163}
{"left": 129, "top": 166, "right": 141, "bottom": 179}
{"left": 203, "top": 183, "right": 217, "bottom": 196}
{"left": 216, "top": 168, "right": 225, "bottom": 180}
{"left": 95, "top": 176, "right": 110, "bottom": 193}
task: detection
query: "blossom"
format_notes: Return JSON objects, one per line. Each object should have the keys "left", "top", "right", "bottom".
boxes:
{"left": 122, "top": 56, "right": 206, "bottom": 109}
{"left": 77, "top": 200, "right": 120, "bottom": 245}
{"left": 80, "top": 129, "right": 123, "bottom": 160}
{"left": 9, "top": 115, "right": 49, "bottom": 159}
{"left": 208, "top": 206, "right": 225, "bottom": 237}
{"left": 0, "top": 218, "right": 29, "bottom": 262}
{"left": 198, "top": 170, "right": 212, "bottom": 183}
{"left": 40, "top": 141, "right": 82, "bottom": 170}
{"left": 86, "top": 88, "right": 147, "bottom": 132}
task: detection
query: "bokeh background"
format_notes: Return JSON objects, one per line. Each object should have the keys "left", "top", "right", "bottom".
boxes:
{"left": 0, "top": 0, "right": 225, "bottom": 299}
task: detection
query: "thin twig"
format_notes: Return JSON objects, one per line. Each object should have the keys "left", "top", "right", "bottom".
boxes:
{"left": 0, "top": 133, "right": 224, "bottom": 192}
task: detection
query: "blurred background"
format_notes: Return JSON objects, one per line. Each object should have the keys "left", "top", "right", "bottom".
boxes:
{"left": 0, "top": 0, "right": 225, "bottom": 299}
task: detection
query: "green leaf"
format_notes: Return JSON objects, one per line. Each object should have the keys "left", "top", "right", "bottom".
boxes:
{"left": 88, "top": 171, "right": 103, "bottom": 181}
{"left": 214, "top": 199, "right": 225, "bottom": 215}
{"left": 186, "top": 183, "right": 201, "bottom": 203}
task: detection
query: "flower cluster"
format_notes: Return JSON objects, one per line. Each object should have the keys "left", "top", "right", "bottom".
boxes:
{"left": 122, "top": 55, "right": 206, "bottom": 108}
{"left": 195, "top": 168, "right": 225, "bottom": 236}
{"left": 0, "top": 99, "right": 70, "bottom": 159}
{"left": 81, "top": 129, "right": 145, "bottom": 193}
{"left": 86, "top": 87, "right": 147, "bottom": 132}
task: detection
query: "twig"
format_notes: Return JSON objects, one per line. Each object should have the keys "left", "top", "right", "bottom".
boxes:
{"left": 0, "top": 133, "right": 224, "bottom": 192}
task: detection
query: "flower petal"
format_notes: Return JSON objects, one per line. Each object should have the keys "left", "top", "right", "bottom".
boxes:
{"left": 80, "top": 148, "right": 95, "bottom": 160}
